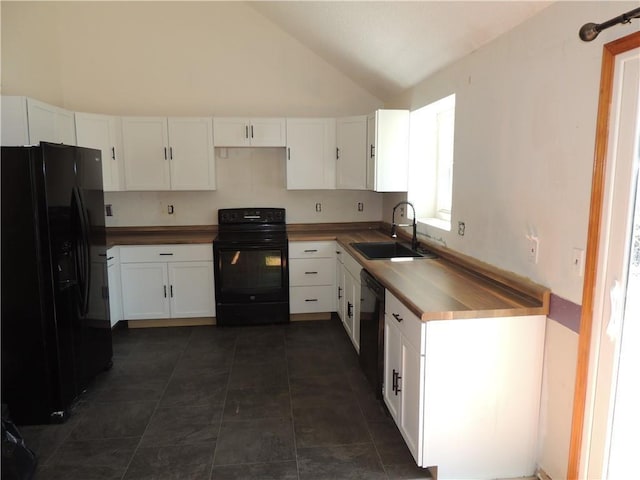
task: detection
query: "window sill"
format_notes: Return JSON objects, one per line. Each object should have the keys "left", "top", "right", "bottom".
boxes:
{"left": 418, "top": 217, "right": 451, "bottom": 232}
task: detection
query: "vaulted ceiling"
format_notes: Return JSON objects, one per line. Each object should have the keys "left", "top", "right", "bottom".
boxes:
{"left": 249, "top": 1, "right": 552, "bottom": 101}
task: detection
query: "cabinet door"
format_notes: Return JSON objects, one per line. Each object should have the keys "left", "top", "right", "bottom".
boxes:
{"left": 27, "top": 98, "right": 77, "bottom": 145}
{"left": 167, "top": 117, "right": 215, "bottom": 190}
{"left": 286, "top": 118, "right": 336, "bottom": 190}
{"left": 336, "top": 116, "right": 367, "bottom": 190}
{"left": 366, "top": 113, "right": 376, "bottom": 191}
{"left": 122, "top": 117, "right": 171, "bottom": 190}
{"left": 75, "top": 112, "right": 123, "bottom": 191}
{"left": 107, "top": 250, "right": 123, "bottom": 327}
{"left": 250, "top": 118, "right": 286, "bottom": 147}
{"left": 336, "top": 261, "right": 346, "bottom": 322}
{"left": 384, "top": 318, "right": 402, "bottom": 421}
{"left": 1, "top": 96, "right": 29, "bottom": 146}
{"left": 344, "top": 270, "right": 361, "bottom": 352}
{"left": 168, "top": 261, "right": 215, "bottom": 318}
{"left": 213, "top": 117, "right": 250, "bottom": 147}
{"left": 121, "top": 262, "right": 170, "bottom": 320}
{"left": 399, "top": 336, "right": 424, "bottom": 464}
{"left": 366, "top": 110, "right": 410, "bottom": 192}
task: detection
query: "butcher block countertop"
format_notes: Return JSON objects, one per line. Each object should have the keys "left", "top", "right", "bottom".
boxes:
{"left": 108, "top": 222, "right": 550, "bottom": 321}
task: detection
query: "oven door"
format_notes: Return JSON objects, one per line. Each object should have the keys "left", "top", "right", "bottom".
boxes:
{"left": 214, "top": 242, "right": 289, "bottom": 303}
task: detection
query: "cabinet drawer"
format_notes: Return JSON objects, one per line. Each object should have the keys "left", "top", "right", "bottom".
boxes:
{"left": 385, "top": 291, "right": 425, "bottom": 353}
{"left": 290, "top": 258, "right": 336, "bottom": 286}
{"left": 290, "top": 286, "right": 335, "bottom": 313}
{"left": 120, "top": 244, "right": 213, "bottom": 263}
{"left": 289, "top": 241, "right": 336, "bottom": 259}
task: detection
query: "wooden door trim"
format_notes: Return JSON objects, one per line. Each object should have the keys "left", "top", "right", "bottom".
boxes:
{"left": 567, "top": 30, "right": 640, "bottom": 480}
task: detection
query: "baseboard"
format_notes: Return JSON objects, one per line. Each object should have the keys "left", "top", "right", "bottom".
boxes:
{"left": 125, "top": 317, "right": 216, "bottom": 328}
{"left": 290, "top": 312, "right": 332, "bottom": 321}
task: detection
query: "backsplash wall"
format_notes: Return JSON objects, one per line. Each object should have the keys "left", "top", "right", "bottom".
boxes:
{"left": 105, "top": 147, "right": 383, "bottom": 227}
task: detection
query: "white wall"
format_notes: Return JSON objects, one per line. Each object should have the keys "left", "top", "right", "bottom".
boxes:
{"left": 1, "top": 1, "right": 384, "bottom": 226}
{"left": 384, "top": 2, "right": 639, "bottom": 478}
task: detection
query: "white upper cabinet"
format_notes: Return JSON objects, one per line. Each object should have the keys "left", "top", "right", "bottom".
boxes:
{"left": 27, "top": 97, "right": 77, "bottom": 146}
{"left": 166, "top": 117, "right": 215, "bottom": 190}
{"left": 122, "top": 117, "right": 171, "bottom": 190}
{"left": 1, "top": 96, "right": 30, "bottom": 146}
{"left": 286, "top": 117, "right": 336, "bottom": 190}
{"left": 75, "top": 112, "right": 124, "bottom": 191}
{"left": 366, "top": 109, "right": 410, "bottom": 192}
{"left": 122, "top": 116, "right": 215, "bottom": 191}
{"left": 336, "top": 115, "right": 368, "bottom": 190}
{"left": 213, "top": 117, "right": 286, "bottom": 147}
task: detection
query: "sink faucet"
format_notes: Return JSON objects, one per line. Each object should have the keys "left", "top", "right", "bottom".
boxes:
{"left": 391, "top": 201, "right": 418, "bottom": 251}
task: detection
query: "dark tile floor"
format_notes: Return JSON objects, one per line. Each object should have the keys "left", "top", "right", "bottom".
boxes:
{"left": 19, "top": 317, "right": 431, "bottom": 480}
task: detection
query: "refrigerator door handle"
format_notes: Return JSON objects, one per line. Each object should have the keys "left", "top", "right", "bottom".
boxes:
{"left": 72, "top": 187, "right": 91, "bottom": 316}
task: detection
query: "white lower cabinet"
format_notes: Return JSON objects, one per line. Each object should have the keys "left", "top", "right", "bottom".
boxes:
{"left": 289, "top": 241, "right": 336, "bottom": 314}
{"left": 341, "top": 248, "right": 362, "bottom": 352}
{"left": 120, "top": 245, "right": 215, "bottom": 321}
{"left": 107, "top": 247, "right": 123, "bottom": 327}
{"left": 335, "top": 245, "right": 346, "bottom": 322}
{"left": 383, "top": 290, "right": 546, "bottom": 479}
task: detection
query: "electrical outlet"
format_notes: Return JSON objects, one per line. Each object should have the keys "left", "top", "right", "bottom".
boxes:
{"left": 168, "top": 205, "right": 174, "bottom": 215}
{"left": 315, "top": 203, "right": 322, "bottom": 212}
{"left": 357, "top": 202, "right": 364, "bottom": 212}
{"left": 458, "top": 221, "right": 465, "bottom": 236}
{"left": 399, "top": 206, "right": 405, "bottom": 217}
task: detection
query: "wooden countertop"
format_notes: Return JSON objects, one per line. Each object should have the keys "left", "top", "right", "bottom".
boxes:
{"left": 107, "top": 223, "right": 550, "bottom": 322}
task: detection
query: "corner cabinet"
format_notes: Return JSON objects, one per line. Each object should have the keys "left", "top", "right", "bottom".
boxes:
{"left": 213, "top": 117, "right": 286, "bottom": 147}
{"left": 383, "top": 290, "right": 546, "bottom": 479}
{"left": 27, "top": 98, "right": 77, "bottom": 146}
{"left": 289, "top": 241, "right": 336, "bottom": 314}
{"left": 75, "top": 112, "right": 124, "bottom": 192}
{"left": 285, "top": 118, "right": 336, "bottom": 190}
{"left": 1, "top": 96, "right": 76, "bottom": 146}
{"left": 367, "top": 109, "right": 410, "bottom": 192}
{"left": 119, "top": 245, "right": 215, "bottom": 321}
{"left": 122, "top": 117, "right": 215, "bottom": 191}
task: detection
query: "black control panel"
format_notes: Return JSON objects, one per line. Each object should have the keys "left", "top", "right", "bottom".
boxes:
{"left": 218, "top": 208, "right": 286, "bottom": 225}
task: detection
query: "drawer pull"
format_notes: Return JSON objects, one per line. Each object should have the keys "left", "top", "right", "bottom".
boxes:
{"left": 392, "top": 313, "right": 403, "bottom": 323}
{"left": 106, "top": 256, "right": 114, "bottom": 261}
{"left": 305, "top": 298, "right": 318, "bottom": 302}
{"left": 159, "top": 253, "right": 174, "bottom": 256}
{"left": 304, "top": 249, "right": 318, "bottom": 253}
{"left": 347, "top": 301, "right": 353, "bottom": 319}
{"left": 163, "top": 285, "right": 167, "bottom": 298}
{"left": 338, "top": 286, "right": 342, "bottom": 299}
{"left": 304, "top": 271, "right": 318, "bottom": 275}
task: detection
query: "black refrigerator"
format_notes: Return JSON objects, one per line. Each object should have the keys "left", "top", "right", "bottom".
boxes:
{"left": 1, "top": 142, "right": 113, "bottom": 425}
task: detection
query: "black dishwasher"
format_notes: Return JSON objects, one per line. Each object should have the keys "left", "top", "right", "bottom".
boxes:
{"left": 359, "top": 270, "right": 385, "bottom": 399}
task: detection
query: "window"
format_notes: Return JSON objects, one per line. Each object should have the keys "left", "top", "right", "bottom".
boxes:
{"left": 407, "top": 94, "right": 456, "bottom": 231}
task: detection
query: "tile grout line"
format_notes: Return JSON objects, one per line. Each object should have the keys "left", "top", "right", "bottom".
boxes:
{"left": 208, "top": 331, "right": 238, "bottom": 479}
{"left": 117, "top": 332, "right": 193, "bottom": 480}
{"left": 284, "top": 331, "right": 302, "bottom": 480}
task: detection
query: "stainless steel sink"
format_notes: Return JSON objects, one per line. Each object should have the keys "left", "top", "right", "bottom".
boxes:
{"left": 350, "top": 242, "right": 437, "bottom": 260}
